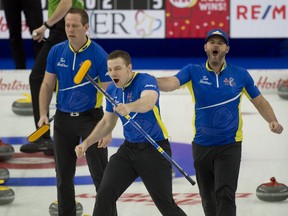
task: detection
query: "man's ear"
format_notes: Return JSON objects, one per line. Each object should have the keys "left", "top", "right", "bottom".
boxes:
{"left": 85, "top": 23, "right": 89, "bottom": 32}
{"left": 128, "top": 63, "right": 132, "bottom": 71}
{"left": 226, "top": 46, "right": 230, "bottom": 53}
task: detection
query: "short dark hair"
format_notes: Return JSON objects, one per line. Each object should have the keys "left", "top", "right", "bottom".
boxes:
{"left": 65, "top": 8, "right": 88, "bottom": 25}
{"left": 107, "top": 50, "right": 131, "bottom": 66}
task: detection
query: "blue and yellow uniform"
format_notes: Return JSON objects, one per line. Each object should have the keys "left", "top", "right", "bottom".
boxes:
{"left": 175, "top": 61, "right": 261, "bottom": 216}
{"left": 47, "top": 37, "right": 110, "bottom": 112}
{"left": 29, "top": 0, "right": 84, "bottom": 141}
{"left": 46, "top": 37, "right": 110, "bottom": 215}
{"left": 176, "top": 62, "right": 260, "bottom": 146}
{"left": 106, "top": 72, "right": 168, "bottom": 142}
{"left": 96, "top": 72, "right": 186, "bottom": 216}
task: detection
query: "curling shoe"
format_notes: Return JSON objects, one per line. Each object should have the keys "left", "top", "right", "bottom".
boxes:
{"left": 20, "top": 137, "right": 54, "bottom": 155}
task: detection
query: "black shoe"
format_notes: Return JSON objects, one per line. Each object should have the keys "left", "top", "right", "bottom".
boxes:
{"left": 43, "top": 149, "right": 54, "bottom": 156}
{"left": 20, "top": 138, "right": 54, "bottom": 154}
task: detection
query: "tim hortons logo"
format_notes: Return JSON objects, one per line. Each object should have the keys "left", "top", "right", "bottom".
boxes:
{"left": 256, "top": 76, "right": 288, "bottom": 89}
{"left": 0, "top": 16, "right": 29, "bottom": 33}
{"left": 76, "top": 193, "right": 252, "bottom": 205}
{"left": 0, "top": 78, "right": 30, "bottom": 91}
{"left": 0, "top": 16, "right": 9, "bottom": 32}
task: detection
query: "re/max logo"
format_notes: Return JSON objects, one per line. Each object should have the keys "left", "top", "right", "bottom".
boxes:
{"left": 236, "top": 4, "right": 286, "bottom": 20}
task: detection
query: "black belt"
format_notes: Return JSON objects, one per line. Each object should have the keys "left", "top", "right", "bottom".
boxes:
{"left": 124, "top": 139, "right": 168, "bottom": 150}
{"left": 125, "top": 140, "right": 151, "bottom": 149}
{"left": 57, "top": 107, "right": 102, "bottom": 117}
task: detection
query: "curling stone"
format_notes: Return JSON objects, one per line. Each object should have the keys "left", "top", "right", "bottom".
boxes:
{"left": 0, "top": 174, "right": 15, "bottom": 205}
{"left": 277, "top": 82, "right": 288, "bottom": 100}
{"left": 11, "top": 93, "right": 33, "bottom": 116}
{"left": 0, "top": 186, "right": 15, "bottom": 205}
{"left": 256, "top": 177, "right": 288, "bottom": 202}
{"left": 0, "top": 141, "right": 15, "bottom": 161}
{"left": 0, "top": 168, "right": 10, "bottom": 182}
{"left": 49, "top": 200, "right": 83, "bottom": 216}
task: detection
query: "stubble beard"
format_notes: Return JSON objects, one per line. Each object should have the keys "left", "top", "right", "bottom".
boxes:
{"left": 208, "top": 52, "right": 225, "bottom": 67}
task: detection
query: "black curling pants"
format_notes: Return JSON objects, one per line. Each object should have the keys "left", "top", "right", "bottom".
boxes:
{"left": 54, "top": 108, "right": 108, "bottom": 216}
{"left": 93, "top": 139, "right": 187, "bottom": 216}
{"left": 193, "top": 142, "right": 242, "bottom": 216}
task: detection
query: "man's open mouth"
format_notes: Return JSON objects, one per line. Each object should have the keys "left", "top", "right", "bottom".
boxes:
{"left": 212, "top": 50, "right": 219, "bottom": 56}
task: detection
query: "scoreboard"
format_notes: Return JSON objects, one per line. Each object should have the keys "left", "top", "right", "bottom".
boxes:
{"left": 1, "top": 0, "right": 286, "bottom": 39}
{"left": 0, "top": 0, "right": 231, "bottom": 39}
{"left": 84, "top": 0, "right": 229, "bottom": 38}
{"left": 84, "top": 0, "right": 229, "bottom": 39}
{"left": 84, "top": 0, "right": 164, "bottom": 10}
{"left": 39, "top": 0, "right": 164, "bottom": 10}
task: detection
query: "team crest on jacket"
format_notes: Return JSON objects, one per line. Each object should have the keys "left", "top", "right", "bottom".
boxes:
{"left": 223, "top": 77, "right": 235, "bottom": 87}
{"left": 127, "top": 92, "right": 133, "bottom": 102}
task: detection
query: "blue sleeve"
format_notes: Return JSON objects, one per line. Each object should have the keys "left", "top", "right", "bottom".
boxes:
{"left": 175, "top": 64, "right": 193, "bottom": 86}
{"left": 244, "top": 70, "right": 261, "bottom": 99}
{"left": 141, "top": 74, "right": 159, "bottom": 93}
